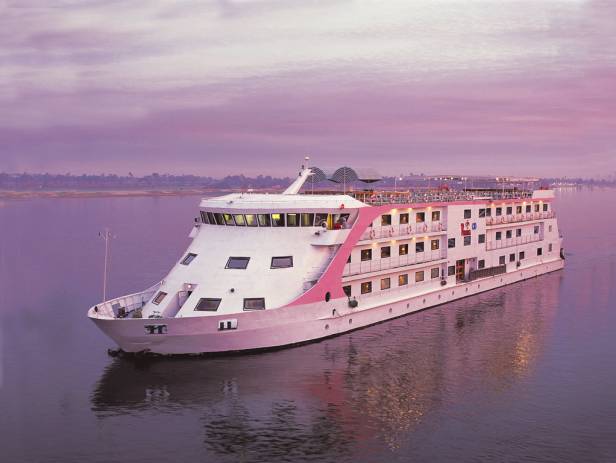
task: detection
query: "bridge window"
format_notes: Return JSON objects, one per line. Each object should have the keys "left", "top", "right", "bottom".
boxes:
{"left": 271, "top": 256, "right": 293, "bottom": 269}
{"left": 223, "top": 213, "right": 235, "bottom": 226}
{"left": 286, "top": 213, "right": 299, "bottom": 227}
{"left": 271, "top": 213, "right": 285, "bottom": 227}
{"left": 301, "top": 213, "right": 315, "bottom": 226}
{"left": 315, "top": 213, "right": 329, "bottom": 227}
{"left": 181, "top": 253, "right": 197, "bottom": 265}
{"left": 233, "top": 214, "right": 246, "bottom": 226}
{"left": 200, "top": 211, "right": 209, "bottom": 223}
{"left": 194, "top": 298, "right": 221, "bottom": 311}
{"left": 152, "top": 291, "right": 167, "bottom": 305}
{"left": 257, "top": 214, "right": 271, "bottom": 227}
{"left": 207, "top": 212, "right": 216, "bottom": 224}
{"left": 226, "top": 257, "right": 250, "bottom": 269}
{"left": 245, "top": 214, "right": 258, "bottom": 226}
{"left": 214, "top": 213, "right": 225, "bottom": 225}
{"left": 243, "top": 298, "right": 265, "bottom": 310}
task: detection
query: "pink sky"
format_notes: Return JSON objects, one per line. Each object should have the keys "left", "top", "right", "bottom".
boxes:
{"left": 1, "top": 0, "right": 615, "bottom": 177}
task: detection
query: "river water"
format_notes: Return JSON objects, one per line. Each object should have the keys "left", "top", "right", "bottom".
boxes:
{"left": 0, "top": 188, "right": 615, "bottom": 462}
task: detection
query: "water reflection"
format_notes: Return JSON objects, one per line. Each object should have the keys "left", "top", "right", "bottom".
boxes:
{"left": 92, "top": 272, "right": 562, "bottom": 459}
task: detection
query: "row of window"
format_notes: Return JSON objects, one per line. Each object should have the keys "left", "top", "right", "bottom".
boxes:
{"left": 181, "top": 253, "right": 293, "bottom": 269}
{"left": 355, "top": 240, "right": 440, "bottom": 262}
{"left": 345, "top": 267, "right": 442, "bottom": 295}
{"left": 200, "top": 211, "right": 350, "bottom": 228}
{"left": 152, "top": 291, "right": 266, "bottom": 312}
{"left": 495, "top": 225, "right": 540, "bottom": 241}
{"left": 380, "top": 211, "right": 441, "bottom": 226}
{"left": 464, "top": 203, "right": 549, "bottom": 219}
{"left": 474, "top": 245, "right": 549, "bottom": 269}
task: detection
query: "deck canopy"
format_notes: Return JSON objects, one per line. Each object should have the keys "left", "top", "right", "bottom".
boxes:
{"left": 309, "top": 166, "right": 382, "bottom": 184}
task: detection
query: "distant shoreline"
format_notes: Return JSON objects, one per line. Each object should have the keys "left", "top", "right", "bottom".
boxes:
{"left": 0, "top": 188, "right": 271, "bottom": 200}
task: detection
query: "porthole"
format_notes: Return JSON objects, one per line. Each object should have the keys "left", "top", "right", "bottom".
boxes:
{"left": 325, "top": 291, "right": 331, "bottom": 302}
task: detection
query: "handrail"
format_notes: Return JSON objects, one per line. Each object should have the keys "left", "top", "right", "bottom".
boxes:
{"left": 486, "top": 211, "right": 555, "bottom": 226}
{"left": 343, "top": 250, "right": 447, "bottom": 277}
{"left": 486, "top": 234, "right": 543, "bottom": 250}
{"left": 359, "top": 222, "right": 446, "bottom": 241}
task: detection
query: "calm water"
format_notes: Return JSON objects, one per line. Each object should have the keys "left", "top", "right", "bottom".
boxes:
{"left": 1, "top": 188, "right": 615, "bottom": 463}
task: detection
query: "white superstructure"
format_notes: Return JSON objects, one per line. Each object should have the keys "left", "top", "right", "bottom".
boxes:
{"left": 88, "top": 168, "right": 565, "bottom": 355}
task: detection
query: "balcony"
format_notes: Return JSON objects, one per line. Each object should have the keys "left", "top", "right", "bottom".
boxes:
{"left": 343, "top": 250, "right": 447, "bottom": 277}
{"left": 486, "top": 234, "right": 542, "bottom": 250}
{"left": 486, "top": 211, "right": 555, "bottom": 226}
{"left": 359, "top": 222, "right": 446, "bottom": 242}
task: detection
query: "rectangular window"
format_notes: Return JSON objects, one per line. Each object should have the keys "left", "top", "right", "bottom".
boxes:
{"left": 543, "top": 204, "right": 548, "bottom": 212}
{"left": 194, "top": 298, "right": 221, "bottom": 311}
{"left": 343, "top": 285, "right": 352, "bottom": 297}
{"left": 233, "top": 214, "right": 246, "bottom": 226}
{"left": 245, "top": 214, "right": 258, "bottom": 227}
{"left": 549, "top": 243, "right": 553, "bottom": 252}
{"left": 478, "top": 234, "right": 485, "bottom": 244}
{"left": 535, "top": 204, "right": 540, "bottom": 212}
{"left": 361, "top": 249, "right": 372, "bottom": 261}
{"left": 485, "top": 208, "right": 492, "bottom": 217}
{"left": 516, "top": 205, "right": 522, "bottom": 214}
{"left": 181, "top": 253, "right": 197, "bottom": 265}
{"left": 286, "top": 213, "right": 299, "bottom": 227}
{"left": 300, "top": 213, "right": 315, "bottom": 227}
{"left": 478, "top": 259, "right": 485, "bottom": 269}
{"left": 207, "top": 212, "right": 217, "bottom": 225}
{"left": 537, "top": 247, "right": 543, "bottom": 256}
{"left": 519, "top": 251, "right": 525, "bottom": 260}
{"left": 534, "top": 225, "right": 540, "bottom": 234}
{"left": 415, "top": 271, "right": 425, "bottom": 282}
{"left": 152, "top": 291, "right": 167, "bottom": 305}
{"left": 464, "top": 236, "right": 471, "bottom": 246}
{"left": 271, "top": 256, "right": 293, "bottom": 269}
{"left": 448, "top": 238, "right": 456, "bottom": 248}
{"left": 315, "top": 213, "right": 329, "bottom": 227}
{"left": 496, "top": 207, "right": 502, "bottom": 216}
{"left": 516, "top": 228, "right": 522, "bottom": 237}
{"left": 223, "top": 213, "right": 235, "bottom": 226}
{"left": 496, "top": 231, "right": 502, "bottom": 240}
{"left": 432, "top": 210, "right": 441, "bottom": 222}
{"left": 399, "top": 213, "right": 409, "bottom": 224}
{"left": 381, "top": 246, "right": 391, "bottom": 258}
{"left": 464, "top": 209, "right": 471, "bottom": 219}
{"left": 448, "top": 265, "right": 455, "bottom": 276}
{"left": 381, "top": 214, "right": 392, "bottom": 226}
{"left": 479, "top": 208, "right": 486, "bottom": 218}
{"left": 431, "top": 267, "right": 440, "bottom": 279}
{"left": 431, "top": 239, "right": 439, "bottom": 251}
{"left": 257, "top": 214, "right": 271, "bottom": 227}
{"left": 200, "top": 211, "right": 209, "bottom": 224}
{"left": 526, "top": 205, "right": 531, "bottom": 213}
{"left": 506, "top": 206, "right": 513, "bottom": 215}
{"left": 399, "top": 244, "right": 409, "bottom": 255}
{"left": 361, "top": 281, "right": 372, "bottom": 294}
{"left": 549, "top": 225, "right": 553, "bottom": 233}
{"left": 416, "top": 212, "right": 425, "bottom": 223}
{"left": 214, "top": 212, "right": 225, "bottom": 225}
{"left": 499, "top": 255, "right": 506, "bottom": 265}
{"left": 506, "top": 230, "right": 512, "bottom": 239}
{"left": 243, "top": 298, "right": 265, "bottom": 311}
{"left": 510, "top": 253, "right": 515, "bottom": 262}
{"left": 271, "top": 213, "right": 285, "bottom": 227}
{"left": 225, "top": 256, "right": 250, "bottom": 269}
{"left": 398, "top": 274, "right": 408, "bottom": 286}
{"left": 415, "top": 241, "right": 425, "bottom": 253}
{"left": 381, "top": 277, "right": 391, "bottom": 290}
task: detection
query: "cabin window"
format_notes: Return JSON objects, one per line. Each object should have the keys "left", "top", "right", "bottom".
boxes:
{"left": 510, "top": 253, "right": 515, "bottom": 262}
{"left": 398, "top": 274, "right": 408, "bottom": 286}
{"left": 181, "top": 253, "right": 197, "bottom": 265}
{"left": 543, "top": 204, "right": 548, "bottom": 212}
{"left": 506, "top": 230, "right": 512, "bottom": 239}
{"left": 343, "top": 285, "right": 352, "bottom": 297}
{"left": 301, "top": 213, "right": 315, "bottom": 226}
{"left": 499, "top": 255, "right": 506, "bottom": 265}
{"left": 315, "top": 213, "right": 329, "bottom": 227}
{"left": 516, "top": 228, "right": 522, "bottom": 237}
{"left": 257, "top": 214, "right": 271, "bottom": 227}
{"left": 535, "top": 204, "right": 540, "bottom": 212}
{"left": 399, "top": 244, "right": 408, "bottom": 255}
{"left": 415, "top": 241, "right": 425, "bottom": 253}
{"left": 381, "top": 277, "right": 391, "bottom": 290}
{"left": 496, "top": 207, "right": 502, "bottom": 216}
{"left": 271, "top": 213, "right": 285, "bottom": 227}
{"left": 479, "top": 209, "right": 486, "bottom": 218}
{"left": 478, "top": 260, "right": 485, "bottom": 269}
{"left": 537, "top": 247, "right": 543, "bottom": 256}
{"left": 381, "top": 214, "right": 392, "bottom": 226}
{"left": 516, "top": 206, "right": 522, "bottom": 214}
{"left": 448, "top": 265, "right": 455, "bottom": 276}
{"left": 464, "top": 209, "right": 471, "bottom": 219}
{"left": 223, "top": 213, "right": 235, "bottom": 226}
{"left": 416, "top": 212, "right": 425, "bottom": 223}
{"left": 448, "top": 238, "right": 456, "bottom": 248}
{"left": 243, "top": 298, "right": 265, "bottom": 310}
{"left": 526, "top": 205, "right": 531, "bottom": 213}
{"left": 478, "top": 234, "right": 485, "bottom": 244}
{"left": 496, "top": 231, "right": 502, "bottom": 240}
{"left": 152, "top": 291, "right": 167, "bottom": 305}
{"left": 549, "top": 243, "right": 553, "bottom": 252}
{"left": 519, "top": 251, "right": 525, "bottom": 260}
{"left": 361, "top": 249, "right": 372, "bottom": 261}
{"left": 534, "top": 225, "right": 540, "bottom": 234}
{"left": 286, "top": 213, "right": 299, "bottom": 227}
{"left": 225, "top": 257, "right": 250, "bottom": 269}
{"left": 214, "top": 213, "right": 225, "bottom": 225}
{"left": 431, "top": 267, "right": 440, "bottom": 279}
{"left": 399, "top": 213, "right": 409, "bottom": 224}
{"left": 485, "top": 208, "right": 492, "bottom": 216}
{"left": 361, "top": 281, "right": 372, "bottom": 294}
{"left": 431, "top": 239, "right": 439, "bottom": 251}
{"left": 194, "top": 298, "right": 221, "bottom": 311}
{"left": 432, "top": 210, "right": 441, "bottom": 221}
{"left": 415, "top": 271, "right": 425, "bottom": 282}
{"left": 245, "top": 214, "right": 258, "bottom": 227}
{"left": 464, "top": 236, "right": 471, "bottom": 246}
{"left": 271, "top": 256, "right": 293, "bottom": 269}
{"left": 549, "top": 225, "right": 553, "bottom": 232}
{"left": 506, "top": 206, "right": 513, "bottom": 215}
{"left": 381, "top": 246, "right": 391, "bottom": 258}
{"left": 233, "top": 214, "right": 246, "bottom": 226}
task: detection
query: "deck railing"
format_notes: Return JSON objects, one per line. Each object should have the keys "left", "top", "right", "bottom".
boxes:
{"left": 486, "top": 234, "right": 542, "bottom": 250}
{"left": 353, "top": 189, "right": 533, "bottom": 205}
{"left": 486, "top": 211, "right": 555, "bottom": 226}
{"left": 359, "top": 222, "right": 446, "bottom": 241}
{"left": 343, "top": 250, "right": 447, "bottom": 276}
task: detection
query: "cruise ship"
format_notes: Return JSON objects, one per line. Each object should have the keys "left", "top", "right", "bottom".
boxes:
{"left": 88, "top": 166, "right": 565, "bottom": 355}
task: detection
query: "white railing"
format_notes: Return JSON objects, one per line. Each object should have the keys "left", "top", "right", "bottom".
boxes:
{"left": 486, "top": 234, "right": 542, "bottom": 250}
{"left": 343, "top": 250, "right": 447, "bottom": 276}
{"left": 486, "top": 211, "right": 555, "bottom": 226}
{"left": 90, "top": 282, "right": 161, "bottom": 319}
{"left": 359, "top": 222, "right": 446, "bottom": 241}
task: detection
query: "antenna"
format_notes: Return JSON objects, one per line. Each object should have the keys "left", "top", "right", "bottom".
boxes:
{"left": 99, "top": 228, "right": 116, "bottom": 302}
